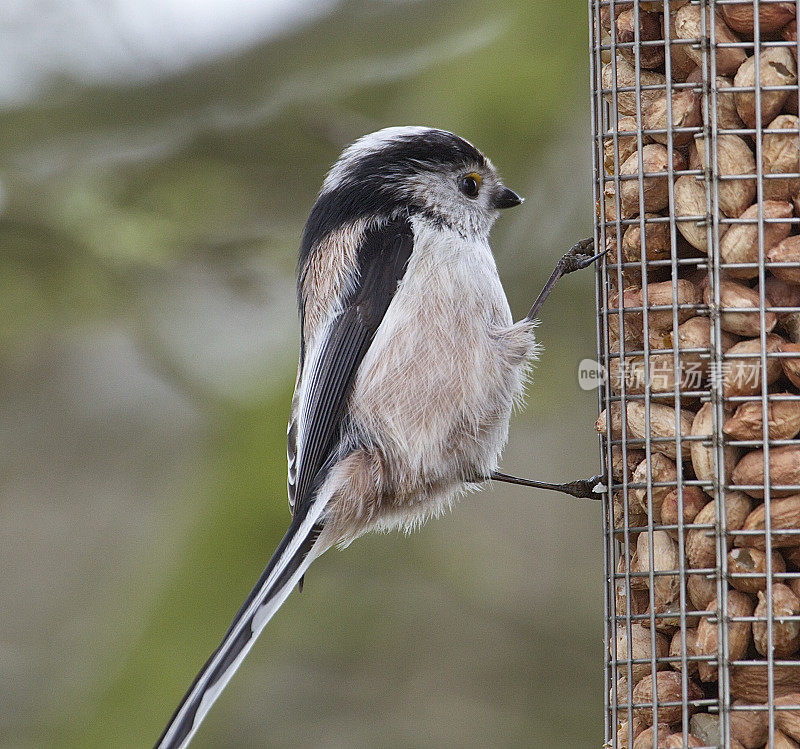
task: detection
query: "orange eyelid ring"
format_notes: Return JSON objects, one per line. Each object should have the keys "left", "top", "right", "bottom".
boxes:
{"left": 458, "top": 172, "right": 482, "bottom": 198}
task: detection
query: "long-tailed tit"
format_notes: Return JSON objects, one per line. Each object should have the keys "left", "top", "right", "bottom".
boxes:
{"left": 156, "top": 126, "right": 604, "bottom": 748}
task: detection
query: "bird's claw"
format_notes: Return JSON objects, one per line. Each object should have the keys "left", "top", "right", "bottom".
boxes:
{"left": 565, "top": 473, "right": 607, "bottom": 500}
{"left": 560, "top": 237, "right": 608, "bottom": 274}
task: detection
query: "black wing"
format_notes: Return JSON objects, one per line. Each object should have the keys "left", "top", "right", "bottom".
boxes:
{"left": 290, "top": 215, "right": 414, "bottom": 522}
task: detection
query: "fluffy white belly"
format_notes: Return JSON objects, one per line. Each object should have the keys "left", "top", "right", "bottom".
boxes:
{"left": 349, "top": 221, "right": 530, "bottom": 490}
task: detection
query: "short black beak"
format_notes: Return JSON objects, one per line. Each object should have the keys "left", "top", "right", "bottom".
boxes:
{"left": 491, "top": 186, "right": 523, "bottom": 210}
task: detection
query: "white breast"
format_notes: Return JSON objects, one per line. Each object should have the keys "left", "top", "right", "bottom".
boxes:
{"left": 349, "top": 217, "right": 521, "bottom": 488}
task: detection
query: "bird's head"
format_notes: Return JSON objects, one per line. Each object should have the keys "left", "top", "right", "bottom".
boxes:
{"left": 307, "top": 126, "right": 523, "bottom": 244}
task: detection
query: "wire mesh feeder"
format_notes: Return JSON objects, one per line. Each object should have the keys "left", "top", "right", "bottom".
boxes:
{"left": 590, "top": 1, "right": 800, "bottom": 747}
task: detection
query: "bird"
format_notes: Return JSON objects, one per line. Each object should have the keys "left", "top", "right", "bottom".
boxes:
{"left": 156, "top": 126, "right": 604, "bottom": 748}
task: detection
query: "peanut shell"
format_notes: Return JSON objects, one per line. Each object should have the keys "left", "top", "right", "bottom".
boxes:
{"left": 620, "top": 548, "right": 649, "bottom": 592}
{"left": 605, "top": 115, "right": 649, "bottom": 174}
{"left": 786, "top": 546, "right": 800, "bottom": 570}
{"left": 609, "top": 287, "right": 645, "bottom": 347}
{"left": 688, "top": 68, "right": 745, "bottom": 131}
{"left": 732, "top": 444, "right": 800, "bottom": 499}
{"left": 597, "top": 402, "right": 624, "bottom": 439}
{"left": 721, "top": 2, "right": 796, "bottom": 34}
{"left": 769, "top": 235, "right": 800, "bottom": 286}
{"left": 634, "top": 530, "right": 680, "bottom": 610}
{"left": 690, "top": 713, "right": 720, "bottom": 746}
{"left": 722, "top": 333, "right": 785, "bottom": 397}
{"left": 719, "top": 201, "right": 793, "bottom": 279}
{"left": 669, "top": 628, "right": 699, "bottom": 678}
{"left": 632, "top": 725, "right": 671, "bottom": 749}
{"left": 613, "top": 488, "right": 648, "bottom": 531}
{"left": 622, "top": 216, "right": 670, "bottom": 263}
{"left": 612, "top": 447, "right": 647, "bottom": 483}
{"left": 673, "top": 174, "right": 713, "bottom": 252}
{"left": 776, "top": 693, "right": 800, "bottom": 742}
{"left": 730, "top": 698, "right": 769, "bottom": 749}
{"left": 614, "top": 622, "right": 669, "bottom": 685}
{"left": 766, "top": 277, "right": 800, "bottom": 343}
{"left": 608, "top": 348, "right": 647, "bottom": 395}
{"left": 775, "top": 729, "right": 800, "bottom": 749}
{"left": 599, "top": 3, "right": 632, "bottom": 32}
{"left": 632, "top": 453, "right": 678, "bottom": 516}
{"left": 734, "top": 47, "right": 798, "bottom": 128}
{"left": 762, "top": 114, "right": 800, "bottom": 202}
{"left": 663, "top": 10, "right": 700, "bottom": 82}
{"left": 644, "top": 278, "right": 700, "bottom": 331}
{"left": 781, "top": 341, "right": 800, "bottom": 387}
{"left": 604, "top": 180, "right": 625, "bottom": 221}
{"left": 724, "top": 394, "right": 800, "bottom": 441}
{"left": 617, "top": 717, "right": 646, "bottom": 749}
{"left": 616, "top": 9, "right": 665, "bottom": 70}
{"left": 784, "top": 19, "right": 798, "bottom": 60}
{"left": 674, "top": 316, "right": 739, "bottom": 376}
{"left": 691, "top": 402, "right": 741, "bottom": 483}
{"left": 696, "top": 134, "right": 756, "bottom": 218}
{"left": 643, "top": 597, "right": 700, "bottom": 635}
{"left": 620, "top": 144, "right": 686, "bottom": 216}
{"left": 633, "top": 671, "right": 702, "bottom": 725}
{"left": 602, "top": 56, "right": 667, "bottom": 116}
{"left": 735, "top": 494, "right": 800, "bottom": 549}
{"left": 731, "top": 665, "right": 800, "bottom": 701}
{"left": 675, "top": 6, "right": 746, "bottom": 75}
{"left": 616, "top": 580, "right": 650, "bottom": 620}
{"left": 728, "top": 546, "right": 786, "bottom": 594}
{"left": 659, "top": 485, "right": 708, "bottom": 536}
{"left": 706, "top": 279, "right": 776, "bottom": 337}
{"left": 643, "top": 89, "right": 701, "bottom": 146}
{"left": 626, "top": 401, "right": 695, "bottom": 461}
{"left": 695, "top": 590, "right": 754, "bottom": 682}
{"left": 688, "top": 571, "right": 717, "bottom": 611}
{"left": 753, "top": 584, "right": 800, "bottom": 657}
{"left": 686, "top": 492, "right": 752, "bottom": 569}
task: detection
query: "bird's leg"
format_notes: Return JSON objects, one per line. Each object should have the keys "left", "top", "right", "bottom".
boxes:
{"left": 489, "top": 470, "right": 606, "bottom": 500}
{"left": 525, "top": 237, "right": 607, "bottom": 322}
{"left": 485, "top": 239, "right": 608, "bottom": 501}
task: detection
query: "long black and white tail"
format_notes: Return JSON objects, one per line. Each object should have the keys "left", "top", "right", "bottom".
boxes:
{"left": 156, "top": 506, "right": 328, "bottom": 749}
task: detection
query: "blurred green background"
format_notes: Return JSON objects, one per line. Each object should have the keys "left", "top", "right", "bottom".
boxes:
{"left": 1, "top": 0, "right": 605, "bottom": 746}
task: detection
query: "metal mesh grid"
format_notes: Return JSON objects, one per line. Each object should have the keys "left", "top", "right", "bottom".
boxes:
{"left": 590, "top": 1, "right": 800, "bottom": 746}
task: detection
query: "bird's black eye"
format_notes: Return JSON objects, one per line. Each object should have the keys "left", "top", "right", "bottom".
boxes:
{"left": 458, "top": 172, "right": 482, "bottom": 198}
